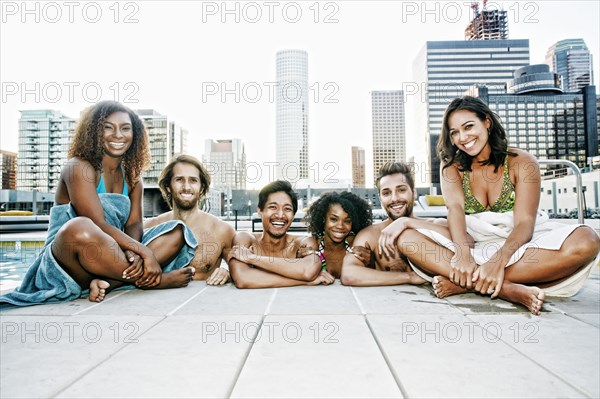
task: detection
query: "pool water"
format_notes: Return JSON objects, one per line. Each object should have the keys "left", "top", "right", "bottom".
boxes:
{"left": 0, "top": 242, "right": 45, "bottom": 293}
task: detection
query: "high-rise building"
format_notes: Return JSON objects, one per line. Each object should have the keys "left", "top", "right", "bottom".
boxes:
{"left": 276, "top": 49, "right": 309, "bottom": 181}
{"left": 546, "top": 39, "right": 594, "bottom": 92}
{"left": 0, "top": 150, "right": 17, "bottom": 190}
{"left": 413, "top": 39, "right": 530, "bottom": 187}
{"left": 465, "top": 2, "right": 508, "bottom": 40}
{"left": 135, "top": 109, "right": 169, "bottom": 185}
{"left": 351, "top": 146, "right": 366, "bottom": 188}
{"left": 203, "top": 139, "right": 246, "bottom": 190}
{"left": 371, "top": 91, "right": 406, "bottom": 186}
{"left": 17, "top": 110, "right": 75, "bottom": 192}
{"left": 169, "top": 121, "right": 188, "bottom": 158}
{"left": 470, "top": 65, "right": 598, "bottom": 172}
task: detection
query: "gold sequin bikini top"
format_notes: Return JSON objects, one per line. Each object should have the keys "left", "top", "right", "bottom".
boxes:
{"left": 462, "top": 156, "right": 515, "bottom": 214}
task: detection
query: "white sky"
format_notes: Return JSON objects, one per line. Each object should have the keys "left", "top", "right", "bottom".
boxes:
{"left": 1, "top": 0, "right": 599, "bottom": 189}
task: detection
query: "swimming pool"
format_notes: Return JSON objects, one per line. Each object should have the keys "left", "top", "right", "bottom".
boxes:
{"left": 0, "top": 241, "right": 44, "bottom": 293}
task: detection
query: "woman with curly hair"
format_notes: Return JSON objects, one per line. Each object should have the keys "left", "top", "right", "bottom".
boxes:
{"left": 1, "top": 101, "right": 197, "bottom": 306}
{"left": 304, "top": 191, "right": 373, "bottom": 279}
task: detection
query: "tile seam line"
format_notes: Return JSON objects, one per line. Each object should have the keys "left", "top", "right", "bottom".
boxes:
{"left": 166, "top": 286, "right": 209, "bottom": 316}
{"left": 49, "top": 286, "right": 210, "bottom": 397}
{"left": 351, "top": 287, "right": 408, "bottom": 398}
{"left": 72, "top": 290, "right": 129, "bottom": 315}
{"left": 48, "top": 315, "right": 168, "bottom": 399}
{"left": 463, "top": 313, "right": 594, "bottom": 398}
{"left": 225, "top": 288, "right": 279, "bottom": 398}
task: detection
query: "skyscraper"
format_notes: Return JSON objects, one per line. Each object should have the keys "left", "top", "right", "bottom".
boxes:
{"left": 17, "top": 110, "right": 75, "bottom": 192}
{"left": 351, "top": 146, "right": 365, "bottom": 188}
{"left": 0, "top": 150, "right": 17, "bottom": 190}
{"left": 371, "top": 91, "right": 406, "bottom": 186}
{"left": 465, "top": 1, "right": 508, "bottom": 40}
{"left": 169, "top": 121, "right": 188, "bottom": 158}
{"left": 546, "top": 39, "right": 594, "bottom": 92}
{"left": 413, "top": 39, "right": 530, "bottom": 186}
{"left": 203, "top": 139, "right": 246, "bottom": 190}
{"left": 276, "top": 49, "right": 309, "bottom": 181}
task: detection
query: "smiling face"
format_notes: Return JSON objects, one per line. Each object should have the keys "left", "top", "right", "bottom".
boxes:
{"left": 259, "top": 191, "right": 295, "bottom": 239}
{"left": 448, "top": 109, "right": 491, "bottom": 160}
{"left": 101, "top": 111, "right": 133, "bottom": 158}
{"left": 379, "top": 173, "right": 414, "bottom": 220}
{"left": 168, "top": 162, "right": 202, "bottom": 211}
{"left": 324, "top": 203, "right": 352, "bottom": 244}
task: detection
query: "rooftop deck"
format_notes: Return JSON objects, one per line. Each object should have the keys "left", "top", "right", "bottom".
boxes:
{"left": 1, "top": 265, "right": 598, "bottom": 398}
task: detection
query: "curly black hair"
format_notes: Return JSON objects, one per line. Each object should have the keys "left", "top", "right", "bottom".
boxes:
{"left": 68, "top": 101, "right": 149, "bottom": 188}
{"left": 305, "top": 191, "right": 373, "bottom": 237}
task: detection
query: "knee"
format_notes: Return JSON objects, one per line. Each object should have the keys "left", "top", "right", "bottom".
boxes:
{"left": 58, "top": 217, "right": 99, "bottom": 243}
{"left": 165, "top": 224, "right": 185, "bottom": 247}
{"left": 397, "top": 229, "right": 422, "bottom": 257}
{"left": 566, "top": 227, "right": 600, "bottom": 262}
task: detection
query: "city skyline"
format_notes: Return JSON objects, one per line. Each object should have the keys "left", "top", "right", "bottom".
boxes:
{"left": 1, "top": 1, "right": 599, "bottom": 189}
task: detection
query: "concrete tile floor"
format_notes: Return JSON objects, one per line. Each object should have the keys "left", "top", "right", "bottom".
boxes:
{"left": 1, "top": 266, "right": 598, "bottom": 398}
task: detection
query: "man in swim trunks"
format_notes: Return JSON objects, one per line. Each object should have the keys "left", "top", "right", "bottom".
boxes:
{"left": 144, "top": 155, "right": 234, "bottom": 285}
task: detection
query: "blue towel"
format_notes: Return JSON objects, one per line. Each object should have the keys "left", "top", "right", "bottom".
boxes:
{"left": 0, "top": 194, "right": 197, "bottom": 307}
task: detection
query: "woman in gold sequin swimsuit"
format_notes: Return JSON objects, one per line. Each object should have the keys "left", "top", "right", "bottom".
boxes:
{"left": 432, "top": 96, "right": 600, "bottom": 315}
{"left": 382, "top": 96, "right": 600, "bottom": 315}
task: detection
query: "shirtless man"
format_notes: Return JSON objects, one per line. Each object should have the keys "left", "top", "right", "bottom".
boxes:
{"left": 144, "top": 155, "right": 234, "bottom": 285}
{"left": 341, "top": 162, "right": 454, "bottom": 286}
{"left": 228, "top": 180, "right": 334, "bottom": 288}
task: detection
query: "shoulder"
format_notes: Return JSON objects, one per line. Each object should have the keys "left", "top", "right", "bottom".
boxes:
{"left": 295, "top": 234, "right": 317, "bottom": 249}
{"left": 197, "top": 212, "right": 236, "bottom": 238}
{"left": 508, "top": 148, "right": 540, "bottom": 181}
{"left": 508, "top": 147, "right": 537, "bottom": 165}
{"left": 60, "top": 157, "right": 97, "bottom": 185}
{"left": 440, "top": 160, "right": 462, "bottom": 182}
{"left": 144, "top": 211, "right": 174, "bottom": 229}
{"left": 353, "top": 223, "right": 381, "bottom": 246}
{"left": 233, "top": 231, "right": 257, "bottom": 246}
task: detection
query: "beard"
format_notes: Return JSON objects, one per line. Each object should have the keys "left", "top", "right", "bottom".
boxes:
{"left": 385, "top": 202, "right": 413, "bottom": 221}
{"left": 172, "top": 194, "right": 199, "bottom": 211}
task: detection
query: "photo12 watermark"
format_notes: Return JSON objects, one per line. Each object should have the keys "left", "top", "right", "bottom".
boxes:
{"left": 201, "top": 81, "right": 339, "bottom": 104}
{"left": 1, "top": 1, "right": 140, "bottom": 24}
{"left": 201, "top": 321, "right": 340, "bottom": 343}
{"left": 1, "top": 321, "right": 141, "bottom": 344}
{"left": 200, "top": 1, "right": 340, "bottom": 24}
{"left": 400, "top": 1, "right": 539, "bottom": 24}
{"left": 203, "top": 161, "right": 341, "bottom": 185}
{"left": 401, "top": 321, "right": 540, "bottom": 344}
{"left": 2, "top": 81, "right": 140, "bottom": 104}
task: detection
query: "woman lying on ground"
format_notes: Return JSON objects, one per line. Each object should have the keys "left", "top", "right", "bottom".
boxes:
{"left": 1, "top": 101, "right": 197, "bottom": 306}
{"left": 304, "top": 191, "right": 373, "bottom": 279}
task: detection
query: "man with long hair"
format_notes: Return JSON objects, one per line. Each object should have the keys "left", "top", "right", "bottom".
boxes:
{"left": 144, "top": 154, "right": 234, "bottom": 285}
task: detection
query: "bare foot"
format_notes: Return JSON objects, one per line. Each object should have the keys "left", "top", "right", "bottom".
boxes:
{"left": 157, "top": 267, "right": 195, "bottom": 289}
{"left": 432, "top": 275, "right": 467, "bottom": 298}
{"left": 499, "top": 282, "right": 545, "bottom": 315}
{"left": 89, "top": 279, "right": 110, "bottom": 303}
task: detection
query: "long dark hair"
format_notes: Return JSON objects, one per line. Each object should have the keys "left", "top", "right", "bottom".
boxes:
{"left": 437, "top": 96, "right": 512, "bottom": 172}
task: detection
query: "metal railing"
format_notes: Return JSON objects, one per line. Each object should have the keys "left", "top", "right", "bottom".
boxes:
{"left": 538, "top": 159, "right": 584, "bottom": 224}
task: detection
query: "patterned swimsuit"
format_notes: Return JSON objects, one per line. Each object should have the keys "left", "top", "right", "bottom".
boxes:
{"left": 462, "top": 156, "right": 515, "bottom": 214}
{"left": 317, "top": 237, "right": 352, "bottom": 271}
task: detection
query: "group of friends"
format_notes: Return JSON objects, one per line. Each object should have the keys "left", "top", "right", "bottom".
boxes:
{"left": 1, "top": 97, "right": 599, "bottom": 315}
